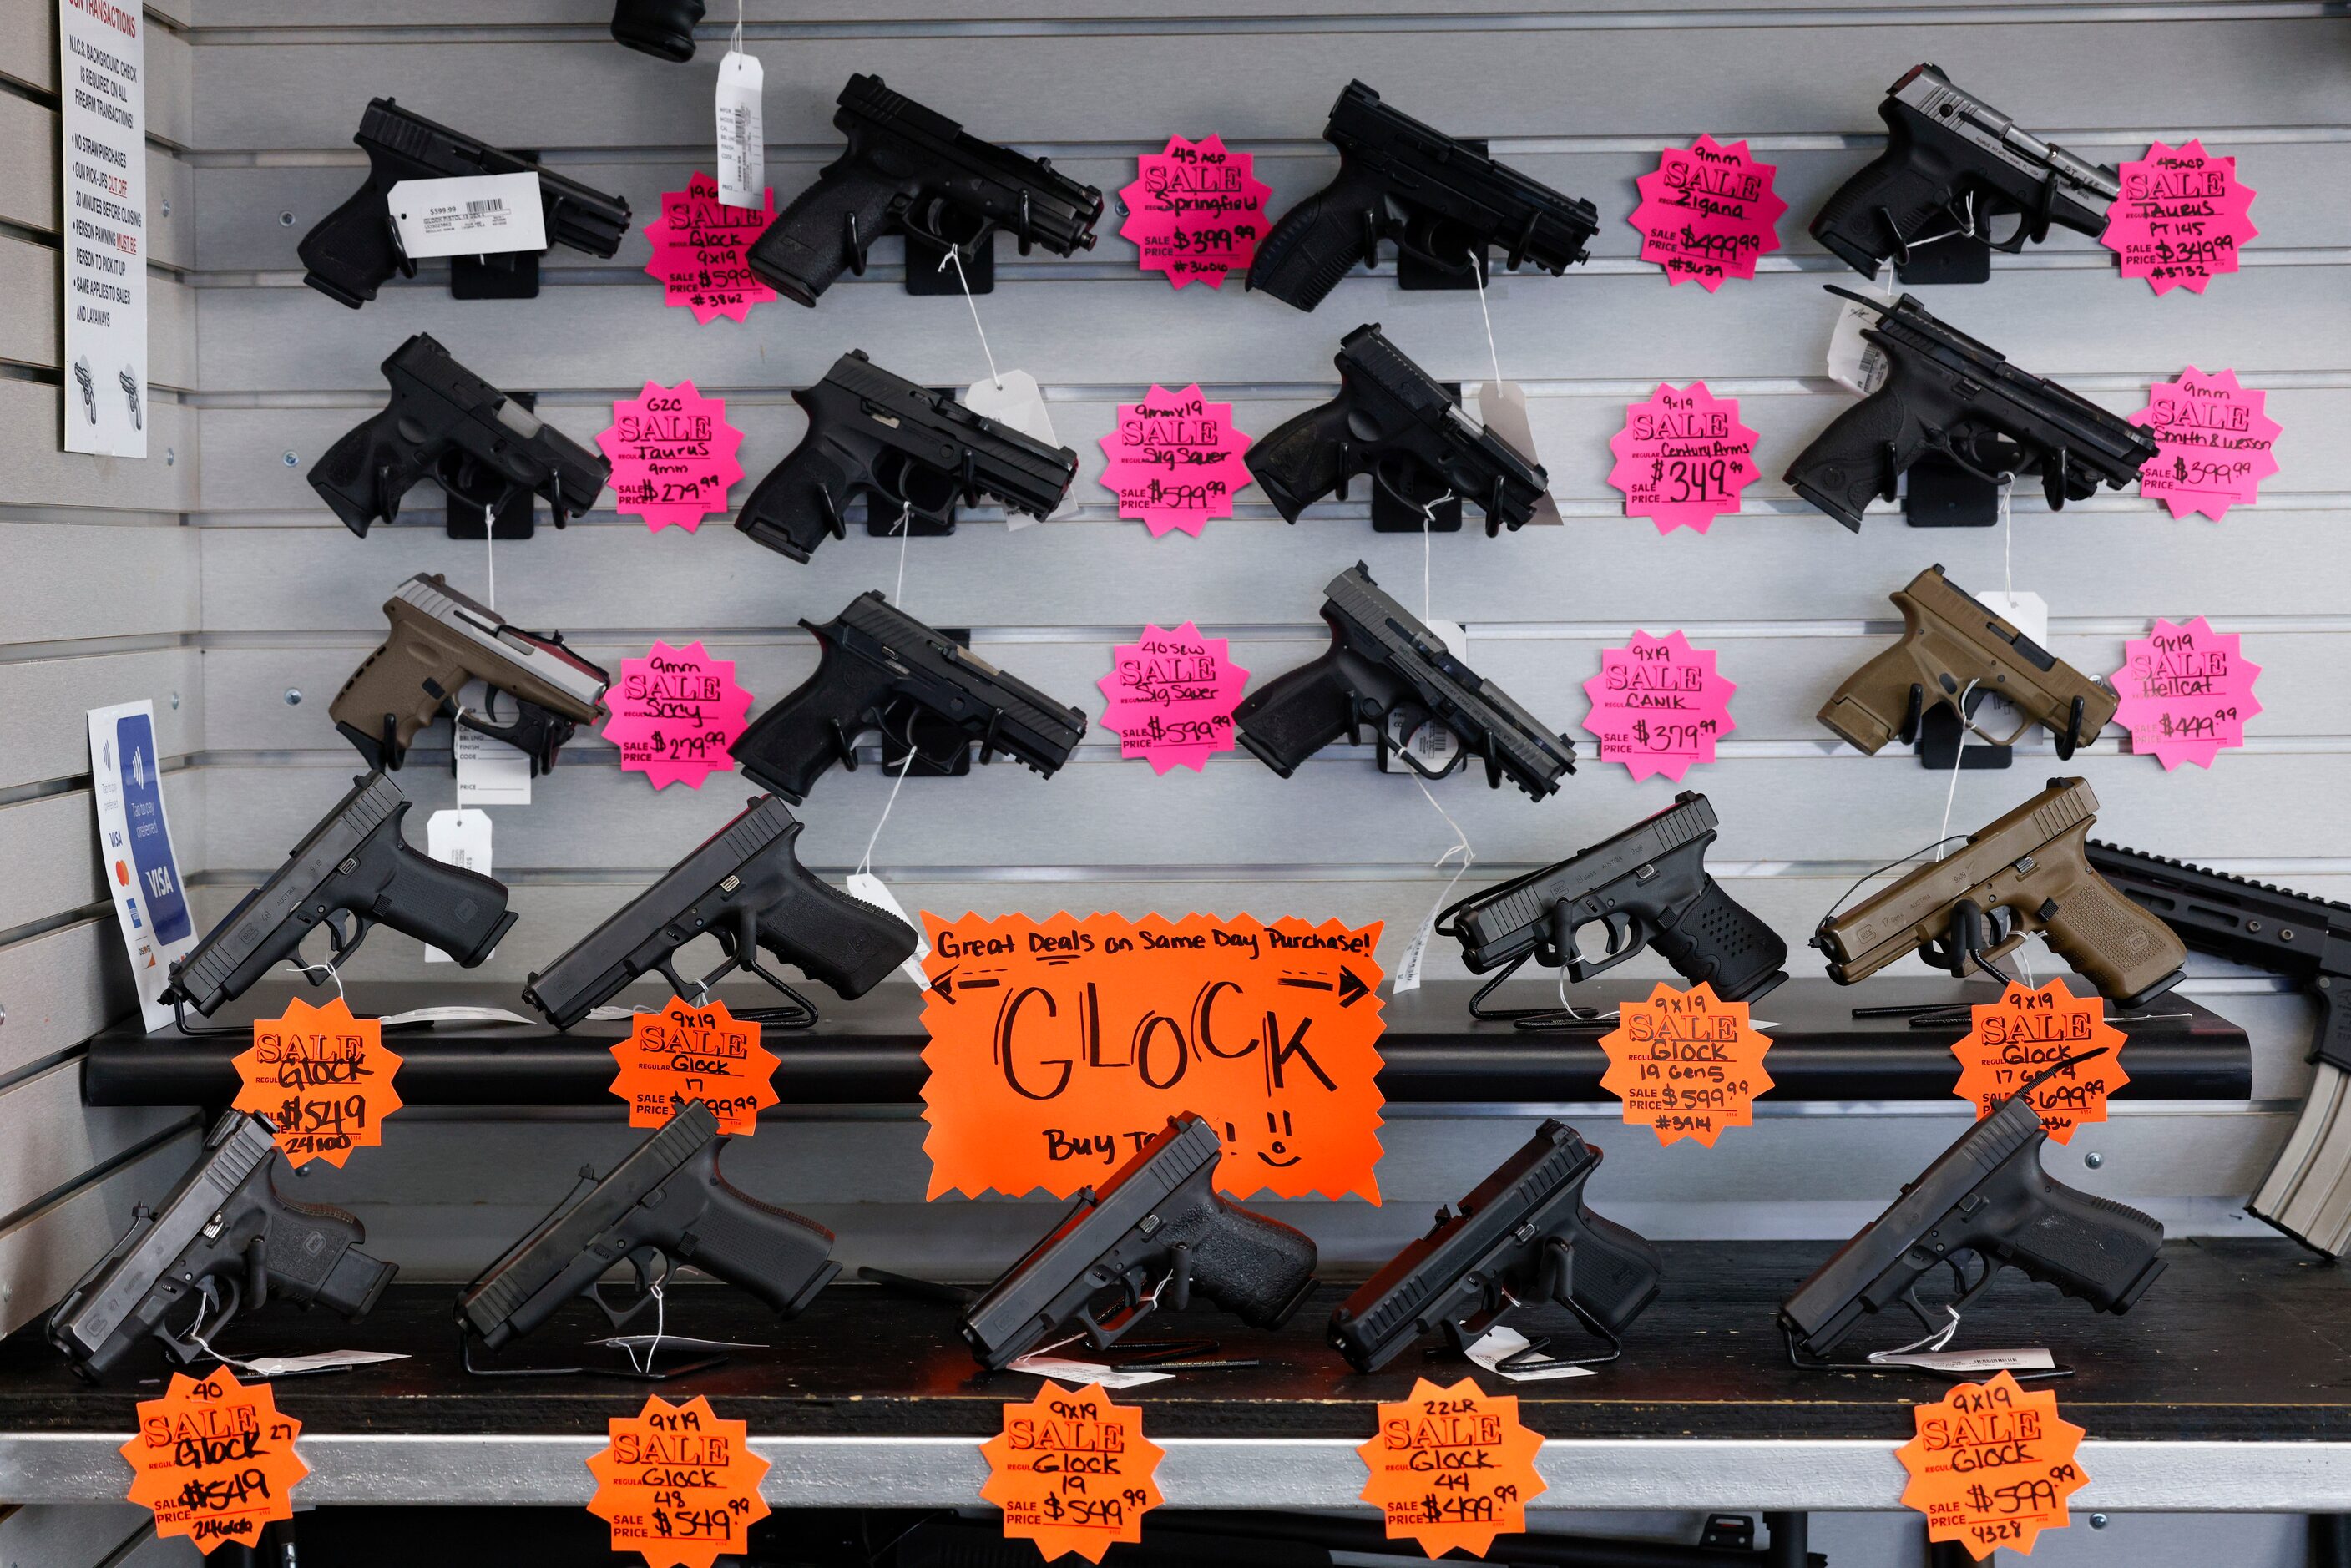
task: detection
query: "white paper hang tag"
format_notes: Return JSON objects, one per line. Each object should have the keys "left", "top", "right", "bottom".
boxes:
{"left": 1969, "top": 589, "right": 2048, "bottom": 741}
{"left": 453, "top": 681, "right": 533, "bottom": 807}
{"left": 1869, "top": 1346, "right": 2056, "bottom": 1374}
{"left": 715, "top": 50, "right": 766, "bottom": 209}
{"left": 844, "top": 872, "right": 933, "bottom": 988}
{"left": 964, "top": 372, "right": 1072, "bottom": 527}
{"left": 1383, "top": 620, "right": 1464, "bottom": 774}
{"left": 422, "top": 808, "right": 493, "bottom": 963}
{"left": 587, "top": 1004, "right": 652, "bottom": 1023}
{"left": 593, "top": 1334, "right": 768, "bottom": 1353}
{"left": 234, "top": 1350, "right": 411, "bottom": 1379}
{"left": 1465, "top": 1325, "right": 1597, "bottom": 1383}
{"left": 1468, "top": 382, "right": 1563, "bottom": 525}
{"left": 376, "top": 1005, "right": 538, "bottom": 1029}
{"left": 387, "top": 173, "right": 546, "bottom": 260}
{"left": 1826, "top": 274, "right": 1897, "bottom": 396}
{"left": 1006, "top": 1353, "right": 1175, "bottom": 1389}
{"left": 1390, "top": 913, "right": 1440, "bottom": 996}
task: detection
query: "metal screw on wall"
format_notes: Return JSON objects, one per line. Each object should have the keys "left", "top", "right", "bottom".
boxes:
{"left": 280, "top": 210, "right": 296, "bottom": 226}
{"left": 161, "top": 198, "right": 171, "bottom": 217}
{"left": 2084, "top": 1151, "right": 2104, "bottom": 1169}
{"left": 169, "top": 693, "right": 180, "bottom": 710}
{"left": 2089, "top": 1514, "right": 2109, "bottom": 1530}
{"left": 282, "top": 451, "right": 300, "bottom": 467}
{"left": 284, "top": 689, "right": 302, "bottom": 706}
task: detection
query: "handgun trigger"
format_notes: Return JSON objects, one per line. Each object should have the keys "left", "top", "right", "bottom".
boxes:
{"left": 1899, "top": 684, "right": 1924, "bottom": 746}
{"left": 455, "top": 696, "right": 570, "bottom": 774}
{"left": 323, "top": 909, "right": 373, "bottom": 969}
{"left": 588, "top": 1247, "right": 669, "bottom": 1328}
{"left": 1166, "top": 1242, "right": 1194, "bottom": 1313}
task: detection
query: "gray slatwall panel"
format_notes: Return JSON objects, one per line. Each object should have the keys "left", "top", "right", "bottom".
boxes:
{"left": 0, "top": 918, "right": 136, "bottom": 1082}
{"left": 0, "top": 1063, "right": 185, "bottom": 1226}
{"left": 185, "top": 138, "right": 2348, "bottom": 276}
{"left": 0, "top": 524, "right": 200, "bottom": 645}
{"left": 0, "top": 1506, "right": 154, "bottom": 1568}
{"left": 196, "top": 629, "right": 2348, "bottom": 756}
{"left": 0, "top": 237, "right": 194, "bottom": 390}
{"left": 196, "top": 0, "right": 2188, "bottom": 22}
{"left": 0, "top": 1127, "right": 199, "bottom": 1340}
{"left": 185, "top": 19, "right": 2350, "bottom": 149}
{"left": 0, "top": 382, "right": 197, "bottom": 513}
{"left": 186, "top": 751, "right": 2350, "bottom": 871}
{"left": 0, "top": 649, "right": 200, "bottom": 792}
{"left": 0, "top": 793, "right": 105, "bottom": 934}
{"left": 190, "top": 263, "right": 2351, "bottom": 394}
{"left": 0, "top": 0, "right": 192, "bottom": 146}
{"left": 0, "top": 97, "right": 192, "bottom": 271}
{"left": 190, "top": 385, "right": 2351, "bottom": 525}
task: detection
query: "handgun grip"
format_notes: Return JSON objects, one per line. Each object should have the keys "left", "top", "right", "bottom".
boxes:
{"left": 730, "top": 649, "right": 882, "bottom": 804}
{"left": 1245, "top": 391, "right": 1360, "bottom": 523}
{"left": 1817, "top": 633, "right": 1929, "bottom": 755}
{"left": 2036, "top": 855, "right": 2188, "bottom": 1007}
{"left": 1231, "top": 651, "right": 1359, "bottom": 778}
{"left": 329, "top": 632, "right": 462, "bottom": 769}
{"left": 370, "top": 816, "right": 518, "bottom": 966}
{"left": 734, "top": 433, "right": 857, "bottom": 564}
{"left": 2000, "top": 1175, "right": 2166, "bottom": 1314}
{"left": 610, "top": 0, "right": 705, "bottom": 60}
{"left": 1784, "top": 382, "right": 1929, "bottom": 533}
{"left": 678, "top": 1156, "right": 841, "bottom": 1318}
{"left": 749, "top": 159, "right": 911, "bottom": 307}
{"left": 297, "top": 180, "right": 404, "bottom": 309}
{"left": 1191, "top": 1199, "right": 1319, "bottom": 1328}
{"left": 754, "top": 851, "right": 918, "bottom": 999}
{"left": 1555, "top": 1207, "right": 1664, "bottom": 1338}
{"left": 1653, "top": 878, "right": 1789, "bottom": 1004}
{"left": 1247, "top": 161, "right": 1384, "bottom": 311}
{"left": 1808, "top": 135, "right": 1953, "bottom": 279}
{"left": 262, "top": 1184, "right": 397, "bottom": 1318}
{"left": 310, "top": 407, "right": 429, "bottom": 538}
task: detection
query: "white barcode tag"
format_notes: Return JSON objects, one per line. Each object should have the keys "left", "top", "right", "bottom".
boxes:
{"left": 1826, "top": 274, "right": 1896, "bottom": 396}
{"left": 964, "top": 372, "right": 1071, "bottom": 527}
{"left": 844, "top": 872, "right": 932, "bottom": 988}
{"left": 715, "top": 50, "right": 765, "bottom": 209}
{"left": 1390, "top": 908, "right": 1440, "bottom": 995}
{"left": 422, "top": 808, "right": 494, "bottom": 963}
{"left": 387, "top": 172, "right": 546, "bottom": 259}
{"left": 1467, "top": 382, "right": 1562, "bottom": 525}
{"left": 1870, "top": 1347, "right": 2055, "bottom": 1374}
{"left": 1005, "top": 1353, "right": 1173, "bottom": 1389}
{"left": 453, "top": 681, "right": 533, "bottom": 807}
{"left": 1382, "top": 620, "right": 1464, "bottom": 773}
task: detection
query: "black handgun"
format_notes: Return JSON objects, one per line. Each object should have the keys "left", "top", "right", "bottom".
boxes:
{"left": 522, "top": 794, "right": 916, "bottom": 1031}
{"left": 735, "top": 350, "right": 1079, "bottom": 564}
{"left": 1785, "top": 288, "right": 2156, "bottom": 532}
{"left": 1813, "top": 64, "right": 2120, "bottom": 279}
{"left": 311, "top": 333, "right": 612, "bottom": 538}
{"left": 1438, "top": 792, "right": 1787, "bottom": 1007}
{"left": 1232, "top": 562, "right": 1575, "bottom": 797}
{"left": 1249, "top": 80, "right": 1597, "bottom": 311}
{"left": 1248, "top": 324, "right": 1549, "bottom": 534}
{"left": 730, "top": 590, "right": 1087, "bottom": 803}
{"left": 162, "top": 771, "right": 518, "bottom": 1017}
{"left": 611, "top": 0, "right": 702, "bottom": 59}
{"left": 48, "top": 1110, "right": 395, "bottom": 1381}
{"left": 746, "top": 73, "right": 1102, "bottom": 306}
{"left": 1331, "top": 1120, "right": 1659, "bottom": 1373}
{"left": 458, "top": 1100, "right": 838, "bottom": 1352}
{"left": 298, "top": 98, "right": 632, "bottom": 309}
{"left": 2085, "top": 842, "right": 2351, "bottom": 1255}
{"left": 1779, "top": 1052, "right": 2166, "bottom": 1362}
{"left": 960, "top": 1114, "right": 1319, "bottom": 1370}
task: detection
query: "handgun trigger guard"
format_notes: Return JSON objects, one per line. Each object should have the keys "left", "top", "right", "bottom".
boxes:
{"left": 587, "top": 1247, "right": 670, "bottom": 1328}
{"left": 322, "top": 909, "right": 374, "bottom": 970}
{"left": 454, "top": 696, "right": 571, "bottom": 775}
{"left": 1075, "top": 1292, "right": 1156, "bottom": 1353}
{"left": 156, "top": 1274, "right": 244, "bottom": 1367}
{"left": 902, "top": 201, "right": 995, "bottom": 270}
{"left": 726, "top": 938, "right": 821, "bottom": 1032}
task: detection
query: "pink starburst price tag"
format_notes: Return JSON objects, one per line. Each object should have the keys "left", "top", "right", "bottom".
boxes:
{"left": 1118, "top": 134, "right": 1272, "bottom": 289}
{"left": 1630, "top": 134, "right": 1786, "bottom": 291}
{"left": 601, "top": 640, "right": 754, "bottom": 789}
{"left": 2101, "top": 140, "right": 2257, "bottom": 296}
{"left": 1099, "top": 385, "right": 1253, "bottom": 539}
{"left": 1581, "top": 631, "right": 1736, "bottom": 783}
{"left": 2130, "top": 367, "right": 2279, "bottom": 521}
{"left": 1096, "top": 623, "right": 1251, "bottom": 775}
{"left": 2110, "top": 616, "right": 2261, "bottom": 771}
{"left": 642, "top": 172, "right": 780, "bottom": 324}
{"left": 1606, "top": 382, "right": 1760, "bottom": 534}
{"left": 597, "top": 381, "right": 746, "bottom": 534}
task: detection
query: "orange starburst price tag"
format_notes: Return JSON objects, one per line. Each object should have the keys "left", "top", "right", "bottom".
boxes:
{"left": 609, "top": 995, "right": 778, "bottom": 1136}
{"left": 587, "top": 1393, "right": 772, "bottom": 1568}
{"left": 121, "top": 1368, "right": 307, "bottom": 1555}
{"left": 980, "top": 1380, "right": 1165, "bottom": 1563}
{"left": 230, "top": 994, "right": 402, "bottom": 1168}
{"left": 1951, "top": 979, "right": 2127, "bottom": 1145}
{"left": 1599, "top": 982, "right": 1772, "bottom": 1147}
{"left": 1358, "top": 1377, "right": 1545, "bottom": 1559}
{"left": 1898, "top": 1369, "right": 2089, "bottom": 1559}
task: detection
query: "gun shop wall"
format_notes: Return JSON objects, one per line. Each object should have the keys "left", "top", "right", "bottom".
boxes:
{"left": 2, "top": 0, "right": 2347, "bottom": 1563}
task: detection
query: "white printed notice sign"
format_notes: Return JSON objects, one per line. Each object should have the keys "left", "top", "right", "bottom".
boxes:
{"left": 59, "top": 0, "right": 149, "bottom": 458}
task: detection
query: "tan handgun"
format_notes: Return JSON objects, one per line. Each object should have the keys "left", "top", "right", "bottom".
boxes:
{"left": 1820, "top": 564, "right": 2117, "bottom": 759}
{"left": 1813, "top": 776, "right": 2186, "bottom": 1007}
{"left": 331, "top": 573, "right": 610, "bottom": 775}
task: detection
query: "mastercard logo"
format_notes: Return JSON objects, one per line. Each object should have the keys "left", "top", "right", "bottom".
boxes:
{"left": 114, "top": 859, "right": 130, "bottom": 887}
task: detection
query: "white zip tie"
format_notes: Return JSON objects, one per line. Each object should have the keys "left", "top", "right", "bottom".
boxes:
{"left": 857, "top": 748, "right": 916, "bottom": 879}
{"left": 621, "top": 1282, "right": 668, "bottom": 1376}
{"left": 484, "top": 502, "right": 496, "bottom": 609}
{"left": 940, "top": 247, "right": 1003, "bottom": 391}
{"left": 1471, "top": 259, "right": 1504, "bottom": 391}
{"left": 1934, "top": 678, "right": 1981, "bottom": 861}
{"left": 281, "top": 956, "right": 347, "bottom": 1007}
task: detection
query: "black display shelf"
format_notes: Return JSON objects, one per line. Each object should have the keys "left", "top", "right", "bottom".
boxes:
{"left": 82, "top": 978, "right": 2251, "bottom": 1110}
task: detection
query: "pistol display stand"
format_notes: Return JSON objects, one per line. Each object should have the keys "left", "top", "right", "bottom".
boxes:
{"left": 460, "top": 1332, "right": 731, "bottom": 1383}
{"left": 450, "top": 249, "right": 541, "bottom": 301}
{"left": 902, "top": 232, "right": 994, "bottom": 294}
{"left": 1894, "top": 228, "right": 1991, "bottom": 285}
{"left": 443, "top": 391, "right": 542, "bottom": 539}
{"left": 1903, "top": 454, "right": 2002, "bottom": 526}
{"left": 1915, "top": 691, "right": 2014, "bottom": 771}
